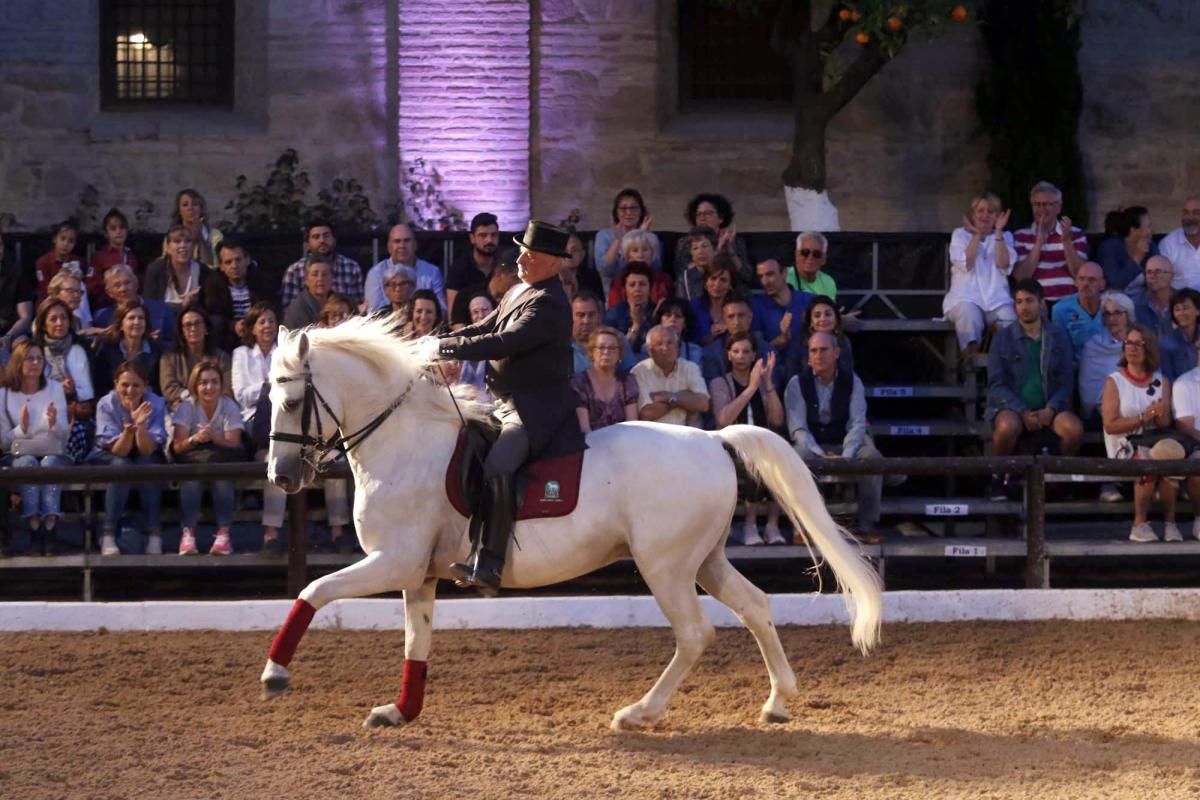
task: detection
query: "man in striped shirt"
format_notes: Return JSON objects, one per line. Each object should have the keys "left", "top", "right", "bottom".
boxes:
{"left": 1013, "top": 181, "right": 1088, "bottom": 303}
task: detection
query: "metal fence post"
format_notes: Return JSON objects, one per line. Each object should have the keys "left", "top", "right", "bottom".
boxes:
{"left": 1024, "top": 461, "right": 1047, "bottom": 588}
{"left": 286, "top": 491, "right": 309, "bottom": 598}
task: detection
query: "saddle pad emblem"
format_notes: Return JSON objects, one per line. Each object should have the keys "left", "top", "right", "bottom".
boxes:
{"left": 543, "top": 480, "right": 561, "bottom": 501}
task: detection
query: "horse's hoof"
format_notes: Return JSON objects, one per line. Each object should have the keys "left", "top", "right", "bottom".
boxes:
{"left": 261, "top": 677, "right": 289, "bottom": 700}
{"left": 760, "top": 710, "right": 790, "bottom": 724}
{"left": 363, "top": 703, "right": 404, "bottom": 729}
{"left": 611, "top": 706, "right": 651, "bottom": 732}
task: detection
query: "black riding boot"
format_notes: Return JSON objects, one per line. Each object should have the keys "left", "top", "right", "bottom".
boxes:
{"left": 450, "top": 475, "right": 514, "bottom": 598}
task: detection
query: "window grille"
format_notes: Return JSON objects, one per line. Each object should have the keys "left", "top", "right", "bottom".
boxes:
{"left": 678, "top": 0, "right": 792, "bottom": 106}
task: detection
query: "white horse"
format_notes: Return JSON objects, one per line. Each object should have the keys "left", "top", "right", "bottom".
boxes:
{"left": 260, "top": 315, "right": 881, "bottom": 730}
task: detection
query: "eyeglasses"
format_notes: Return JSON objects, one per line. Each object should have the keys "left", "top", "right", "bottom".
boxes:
{"left": 1102, "top": 310, "right": 1126, "bottom": 317}
{"left": 593, "top": 345, "right": 620, "bottom": 352}
{"left": 386, "top": 281, "right": 414, "bottom": 288}
{"left": 616, "top": 205, "right": 641, "bottom": 212}
{"left": 59, "top": 287, "right": 83, "bottom": 296}
{"left": 798, "top": 248, "right": 824, "bottom": 259}
{"left": 24, "top": 354, "right": 44, "bottom": 363}
{"left": 1146, "top": 270, "right": 1173, "bottom": 277}
{"left": 1124, "top": 340, "right": 1146, "bottom": 349}
{"left": 181, "top": 320, "right": 205, "bottom": 329}
{"left": 1032, "top": 201, "right": 1061, "bottom": 208}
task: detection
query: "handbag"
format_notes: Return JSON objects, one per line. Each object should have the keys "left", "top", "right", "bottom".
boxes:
{"left": 1127, "top": 429, "right": 1198, "bottom": 457}
{"left": 173, "top": 444, "right": 245, "bottom": 464}
{"left": 250, "top": 380, "right": 272, "bottom": 453}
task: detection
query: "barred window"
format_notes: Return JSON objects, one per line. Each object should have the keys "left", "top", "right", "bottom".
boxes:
{"left": 677, "top": 0, "right": 791, "bottom": 107}
{"left": 100, "top": 0, "right": 235, "bottom": 108}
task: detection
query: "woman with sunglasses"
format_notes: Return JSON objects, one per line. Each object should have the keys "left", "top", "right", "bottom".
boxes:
{"left": 1101, "top": 323, "right": 1177, "bottom": 542}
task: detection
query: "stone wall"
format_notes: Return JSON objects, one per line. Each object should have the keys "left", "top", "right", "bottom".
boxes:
{"left": 0, "top": 0, "right": 396, "bottom": 234}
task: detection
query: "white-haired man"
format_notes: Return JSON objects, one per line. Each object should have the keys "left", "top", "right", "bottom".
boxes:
{"left": 787, "top": 232, "right": 836, "bottom": 299}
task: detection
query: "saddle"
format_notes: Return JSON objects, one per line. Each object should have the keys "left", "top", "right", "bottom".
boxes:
{"left": 445, "top": 419, "right": 585, "bottom": 522}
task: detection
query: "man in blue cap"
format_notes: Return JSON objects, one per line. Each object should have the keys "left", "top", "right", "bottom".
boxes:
{"left": 438, "top": 220, "right": 585, "bottom": 595}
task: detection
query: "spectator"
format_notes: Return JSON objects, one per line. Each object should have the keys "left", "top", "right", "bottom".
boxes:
{"left": 711, "top": 333, "right": 785, "bottom": 546}
{"left": 144, "top": 224, "right": 203, "bottom": 312}
{"left": 558, "top": 266, "right": 579, "bottom": 302}
{"left": 33, "top": 298, "right": 95, "bottom": 464}
{"left": 159, "top": 307, "right": 232, "bottom": 412}
{"left": 788, "top": 231, "right": 837, "bottom": 299}
{"left": 595, "top": 189, "right": 661, "bottom": 291}
{"left": 405, "top": 288, "right": 444, "bottom": 337}
{"left": 46, "top": 272, "right": 90, "bottom": 333}
{"left": 1134, "top": 255, "right": 1175, "bottom": 338}
{"left": 89, "top": 208, "right": 140, "bottom": 307}
{"left": 35, "top": 220, "right": 94, "bottom": 327}
{"left": 1101, "top": 324, "right": 1177, "bottom": 542}
{"left": 171, "top": 360, "right": 245, "bottom": 556}
{"left": 1097, "top": 206, "right": 1156, "bottom": 297}
{"left": 647, "top": 297, "right": 704, "bottom": 364}
{"left": 319, "top": 294, "right": 354, "bottom": 329}
{"left": 605, "top": 262, "right": 655, "bottom": 363}
{"left": 283, "top": 254, "right": 334, "bottom": 329}
{"left": 164, "top": 189, "right": 223, "bottom": 268}
{"left": 752, "top": 258, "right": 811, "bottom": 356}
{"left": 230, "top": 303, "right": 288, "bottom": 553}
{"left": 606, "top": 230, "right": 672, "bottom": 307}
{"left": 445, "top": 212, "right": 500, "bottom": 326}
{"left": 485, "top": 255, "right": 520, "bottom": 306}
{"left": 279, "top": 220, "right": 365, "bottom": 308}
{"left": 571, "top": 326, "right": 639, "bottom": 434}
{"left": 986, "top": 279, "right": 1083, "bottom": 498}
{"left": 377, "top": 263, "right": 417, "bottom": 326}
{"left": 570, "top": 292, "right": 602, "bottom": 373}
{"left": 87, "top": 359, "right": 168, "bottom": 556}
{"left": 363, "top": 223, "right": 446, "bottom": 313}
{"left": 1079, "top": 291, "right": 1136, "bottom": 423}
{"left": 1158, "top": 195, "right": 1200, "bottom": 291}
{"left": 459, "top": 294, "right": 495, "bottom": 391}
{"left": 690, "top": 256, "right": 738, "bottom": 346}
{"left": 1171, "top": 344, "right": 1200, "bottom": 539}
{"left": 92, "top": 264, "right": 175, "bottom": 346}
{"left": 784, "top": 296, "right": 854, "bottom": 383}
{"left": 631, "top": 324, "right": 709, "bottom": 427}
{"left": 561, "top": 231, "right": 605, "bottom": 301}
{"left": 93, "top": 299, "right": 162, "bottom": 397}
{"left": 1163, "top": 289, "right": 1200, "bottom": 381}
{"left": 699, "top": 297, "right": 773, "bottom": 384}
{"left": 1051, "top": 261, "right": 1106, "bottom": 359}
{"left": 0, "top": 231, "right": 35, "bottom": 356}
{"left": 202, "top": 238, "right": 273, "bottom": 352}
{"left": 945, "top": 192, "right": 1017, "bottom": 360}
{"left": 1013, "top": 181, "right": 1088, "bottom": 302}
{"left": 675, "top": 193, "right": 754, "bottom": 288}
{"left": 785, "top": 331, "right": 884, "bottom": 537}
{"left": 0, "top": 340, "right": 70, "bottom": 553}
{"left": 676, "top": 225, "right": 718, "bottom": 302}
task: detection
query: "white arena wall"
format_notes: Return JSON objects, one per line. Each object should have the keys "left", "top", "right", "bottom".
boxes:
{"left": 4, "top": 589, "right": 1200, "bottom": 632}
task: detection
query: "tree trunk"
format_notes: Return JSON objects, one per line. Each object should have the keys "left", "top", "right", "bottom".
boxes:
{"left": 782, "top": 108, "right": 828, "bottom": 191}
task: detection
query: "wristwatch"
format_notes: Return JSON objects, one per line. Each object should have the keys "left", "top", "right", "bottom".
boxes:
{"left": 669, "top": 392, "right": 679, "bottom": 407}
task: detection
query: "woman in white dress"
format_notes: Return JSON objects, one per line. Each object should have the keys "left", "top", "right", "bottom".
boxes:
{"left": 944, "top": 192, "right": 1017, "bottom": 360}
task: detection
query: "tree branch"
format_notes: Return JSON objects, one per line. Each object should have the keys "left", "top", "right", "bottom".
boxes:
{"left": 818, "top": 42, "right": 889, "bottom": 118}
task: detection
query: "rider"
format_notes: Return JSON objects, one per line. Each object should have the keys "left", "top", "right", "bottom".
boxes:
{"left": 437, "top": 220, "right": 586, "bottom": 595}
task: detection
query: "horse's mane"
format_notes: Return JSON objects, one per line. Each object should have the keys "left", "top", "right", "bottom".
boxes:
{"left": 274, "top": 315, "right": 497, "bottom": 428}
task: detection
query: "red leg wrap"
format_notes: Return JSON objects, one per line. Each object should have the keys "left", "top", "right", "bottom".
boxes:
{"left": 396, "top": 659, "right": 428, "bottom": 722}
{"left": 267, "top": 598, "right": 317, "bottom": 667}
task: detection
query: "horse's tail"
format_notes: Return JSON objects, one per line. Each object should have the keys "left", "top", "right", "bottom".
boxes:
{"left": 711, "top": 425, "right": 882, "bottom": 654}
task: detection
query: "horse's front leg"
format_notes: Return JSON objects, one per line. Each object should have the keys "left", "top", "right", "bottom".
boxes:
{"left": 260, "top": 551, "right": 415, "bottom": 699}
{"left": 363, "top": 576, "right": 438, "bottom": 729}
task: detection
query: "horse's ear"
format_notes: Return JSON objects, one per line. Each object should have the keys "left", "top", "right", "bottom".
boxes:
{"left": 298, "top": 331, "right": 309, "bottom": 360}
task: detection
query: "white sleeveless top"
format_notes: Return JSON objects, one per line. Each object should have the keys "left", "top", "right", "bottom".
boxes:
{"left": 1103, "top": 369, "right": 1164, "bottom": 459}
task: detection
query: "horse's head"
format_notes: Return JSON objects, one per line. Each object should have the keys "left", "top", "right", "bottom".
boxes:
{"left": 266, "top": 326, "right": 322, "bottom": 493}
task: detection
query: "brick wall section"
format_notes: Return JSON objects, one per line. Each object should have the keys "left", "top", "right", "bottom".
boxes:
{"left": 0, "top": 0, "right": 395, "bottom": 234}
{"left": 398, "top": 0, "right": 531, "bottom": 230}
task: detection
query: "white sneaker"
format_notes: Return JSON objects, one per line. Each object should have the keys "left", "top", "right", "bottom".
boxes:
{"left": 100, "top": 534, "right": 119, "bottom": 556}
{"left": 763, "top": 522, "right": 788, "bottom": 545}
{"left": 1099, "top": 483, "right": 1123, "bottom": 503}
{"left": 145, "top": 535, "right": 163, "bottom": 555}
{"left": 740, "top": 521, "right": 765, "bottom": 547}
{"left": 1164, "top": 523, "right": 1184, "bottom": 542}
{"left": 1129, "top": 523, "right": 1159, "bottom": 543}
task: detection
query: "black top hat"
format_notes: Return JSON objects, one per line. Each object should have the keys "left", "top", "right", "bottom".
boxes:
{"left": 513, "top": 220, "right": 571, "bottom": 259}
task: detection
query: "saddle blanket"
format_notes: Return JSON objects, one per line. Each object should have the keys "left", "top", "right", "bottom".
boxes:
{"left": 445, "top": 432, "right": 584, "bottom": 520}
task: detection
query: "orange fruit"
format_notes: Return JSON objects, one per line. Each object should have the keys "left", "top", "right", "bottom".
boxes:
{"left": 839, "top": 8, "right": 853, "bottom": 21}
{"left": 850, "top": 9, "right": 862, "bottom": 21}
{"left": 886, "top": 16, "right": 902, "bottom": 31}
{"left": 854, "top": 31, "right": 870, "bottom": 44}
{"left": 951, "top": 4, "right": 968, "bottom": 21}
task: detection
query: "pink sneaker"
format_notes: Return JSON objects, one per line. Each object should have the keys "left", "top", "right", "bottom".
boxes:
{"left": 209, "top": 528, "right": 233, "bottom": 556}
{"left": 178, "top": 528, "right": 199, "bottom": 556}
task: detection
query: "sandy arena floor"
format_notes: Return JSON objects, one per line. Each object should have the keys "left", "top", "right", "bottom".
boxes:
{"left": 3, "top": 620, "right": 1200, "bottom": 799}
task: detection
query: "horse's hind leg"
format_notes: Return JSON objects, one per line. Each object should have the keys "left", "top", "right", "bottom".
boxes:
{"left": 363, "top": 576, "right": 438, "bottom": 729}
{"left": 612, "top": 568, "right": 715, "bottom": 731}
{"left": 697, "top": 548, "right": 798, "bottom": 723}
{"left": 261, "top": 551, "right": 407, "bottom": 699}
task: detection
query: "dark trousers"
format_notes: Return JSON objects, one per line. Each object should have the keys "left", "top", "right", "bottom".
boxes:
{"left": 484, "top": 398, "right": 529, "bottom": 481}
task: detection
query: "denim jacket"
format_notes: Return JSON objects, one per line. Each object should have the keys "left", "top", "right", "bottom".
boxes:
{"left": 986, "top": 320, "right": 1075, "bottom": 417}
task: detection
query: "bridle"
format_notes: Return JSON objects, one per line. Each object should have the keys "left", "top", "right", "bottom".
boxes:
{"left": 269, "top": 358, "right": 415, "bottom": 472}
